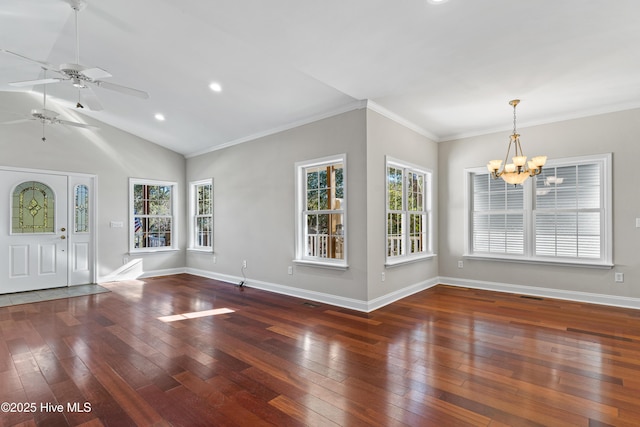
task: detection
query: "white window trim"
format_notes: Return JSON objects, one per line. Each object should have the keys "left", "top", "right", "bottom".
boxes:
{"left": 129, "top": 178, "right": 179, "bottom": 254}
{"left": 385, "top": 156, "right": 434, "bottom": 267}
{"left": 294, "top": 153, "right": 348, "bottom": 269}
{"left": 464, "top": 153, "right": 613, "bottom": 268}
{"left": 188, "top": 178, "right": 213, "bottom": 253}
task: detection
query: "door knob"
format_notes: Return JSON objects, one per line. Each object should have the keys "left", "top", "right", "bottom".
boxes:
{"left": 61, "top": 235, "right": 66, "bottom": 239}
{"left": 61, "top": 227, "right": 66, "bottom": 232}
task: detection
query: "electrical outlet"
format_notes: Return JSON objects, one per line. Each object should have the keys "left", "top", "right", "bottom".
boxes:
{"left": 615, "top": 272, "right": 624, "bottom": 283}
{"left": 458, "top": 260, "right": 464, "bottom": 268}
{"left": 288, "top": 266, "right": 293, "bottom": 275}
{"left": 242, "top": 260, "right": 247, "bottom": 269}
{"left": 381, "top": 272, "right": 385, "bottom": 282}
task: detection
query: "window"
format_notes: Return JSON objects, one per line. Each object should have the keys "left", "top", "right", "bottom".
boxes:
{"left": 295, "top": 154, "right": 347, "bottom": 268}
{"left": 466, "top": 153, "right": 612, "bottom": 266}
{"left": 386, "top": 157, "right": 433, "bottom": 264}
{"left": 12, "top": 181, "right": 55, "bottom": 234}
{"left": 130, "top": 179, "right": 178, "bottom": 252}
{"left": 189, "top": 179, "right": 213, "bottom": 251}
{"left": 74, "top": 184, "right": 89, "bottom": 233}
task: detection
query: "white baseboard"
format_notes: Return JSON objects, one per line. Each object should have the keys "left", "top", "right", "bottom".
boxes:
{"left": 187, "top": 267, "right": 437, "bottom": 312}
{"left": 366, "top": 277, "right": 440, "bottom": 311}
{"left": 98, "top": 260, "right": 186, "bottom": 283}
{"left": 140, "top": 267, "right": 187, "bottom": 278}
{"left": 100, "top": 266, "right": 640, "bottom": 312}
{"left": 438, "top": 276, "right": 640, "bottom": 310}
{"left": 98, "top": 258, "right": 144, "bottom": 283}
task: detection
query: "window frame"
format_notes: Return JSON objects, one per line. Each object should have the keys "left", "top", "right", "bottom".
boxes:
{"left": 129, "top": 178, "right": 179, "bottom": 253}
{"left": 188, "top": 179, "right": 214, "bottom": 252}
{"left": 385, "top": 156, "right": 434, "bottom": 266}
{"left": 464, "top": 153, "right": 612, "bottom": 268}
{"left": 294, "top": 153, "right": 348, "bottom": 269}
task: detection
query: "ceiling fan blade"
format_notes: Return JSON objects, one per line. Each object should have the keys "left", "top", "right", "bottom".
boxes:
{"left": 1, "top": 118, "right": 34, "bottom": 125}
{"left": 9, "top": 78, "right": 64, "bottom": 87}
{"left": 81, "top": 67, "right": 112, "bottom": 80}
{"left": 94, "top": 80, "right": 149, "bottom": 99}
{"left": 56, "top": 119, "right": 97, "bottom": 129}
{"left": 0, "top": 49, "right": 60, "bottom": 71}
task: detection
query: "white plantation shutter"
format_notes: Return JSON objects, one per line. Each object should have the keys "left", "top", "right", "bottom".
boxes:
{"left": 534, "top": 163, "right": 602, "bottom": 259}
{"left": 467, "top": 153, "right": 611, "bottom": 266}
{"left": 471, "top": 174, "right": 524, "bottom": 255}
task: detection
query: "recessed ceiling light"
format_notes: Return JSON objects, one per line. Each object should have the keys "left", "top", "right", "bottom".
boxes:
{"left": 154, "top": 113, "right": 165, "bottom": 121}
{"left": 427, "top": 0, "right": 449, "bottom": 4}
{"left": 209, "top": 82, "right": 222, "bottom": 92}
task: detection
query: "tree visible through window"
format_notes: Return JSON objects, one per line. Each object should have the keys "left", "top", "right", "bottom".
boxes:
{"left": 296, "top": 154, "right": 347, "bottom": 266}
{"left": 130, "top": 179, "right": 177, "bottom": 251}
{"left": 386, "top": 158, "right": 432, "bottom": 262}
{"left": 191, "top": 180, "right": 213, "bottom": 250}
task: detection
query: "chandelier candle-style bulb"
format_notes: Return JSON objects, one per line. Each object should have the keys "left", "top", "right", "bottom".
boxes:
{"left": 532, "top": 156, "right": 547, "bottom": 167}
{"left": 512, "top": 156, "right": 527, "bottom": 167}
{"left": 485, "top": 99, "right": 547, "bottom": 185}
{"left": 487, "top": 159, "right": 502, "bottom": 172}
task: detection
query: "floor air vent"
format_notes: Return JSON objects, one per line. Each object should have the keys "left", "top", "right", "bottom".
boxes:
{"left": 520, "top": 295, "right": 544, "bottom": 300}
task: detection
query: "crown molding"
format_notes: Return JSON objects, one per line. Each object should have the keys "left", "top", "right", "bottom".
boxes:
{"left": 365, "top": 100, "right": 439, "bottom": 141}
{"left": 185, "top": 100, "right": 367, "bottom": 158}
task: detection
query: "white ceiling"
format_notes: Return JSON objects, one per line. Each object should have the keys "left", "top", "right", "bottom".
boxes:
{"left": 2, "top": 0, "right": 640, "bottom": 157}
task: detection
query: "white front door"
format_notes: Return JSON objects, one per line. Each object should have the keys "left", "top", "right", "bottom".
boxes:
{"left": 0, "top": 170, "right": 69, "bottom": 293}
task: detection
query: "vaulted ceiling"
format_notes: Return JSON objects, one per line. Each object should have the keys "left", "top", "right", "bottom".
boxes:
{"left": 2, "top": 0, "right": 639, "bottom": 156}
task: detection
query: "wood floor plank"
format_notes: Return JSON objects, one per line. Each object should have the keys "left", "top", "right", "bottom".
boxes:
{"left": 3, "top": 275, "right": 640, "bottom": 425}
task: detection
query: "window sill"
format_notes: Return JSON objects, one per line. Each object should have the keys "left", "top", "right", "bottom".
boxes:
{"left": 293, "top": 259, "right": 349, "bottom": 271}
{"left": 385, "top": 253, "right": 437, "bottom": 268}
{"left": 464, "top": 254, "right": 614, "bottom": 269}
{"left": 129, "top": 248, "right": 181, "bottom": 255}
{"left": 187, "top": 248, "right": 213, "bottom": 254}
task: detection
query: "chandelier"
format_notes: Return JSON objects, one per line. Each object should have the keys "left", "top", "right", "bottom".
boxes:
{"left": 486, "top": 99, "right": 546, "bottom": 185}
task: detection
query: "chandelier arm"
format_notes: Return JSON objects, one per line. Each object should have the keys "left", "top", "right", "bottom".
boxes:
{"left": 529, "top": 165, "right": 543, "bottom": 177}
{"left": 495, "top": 138, "right": 513, "bottom": 177}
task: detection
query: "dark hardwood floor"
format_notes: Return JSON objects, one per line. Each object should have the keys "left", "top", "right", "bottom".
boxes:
{"left": 2, "top": 274, "right": 640, "bottom": 426}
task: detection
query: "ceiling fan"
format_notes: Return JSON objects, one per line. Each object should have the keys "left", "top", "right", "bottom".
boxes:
{"left": 1, "top": 0, "right": 149, "bottom": 111}
{"left": 1, "top": 70, "right": 97, "bottom": 142}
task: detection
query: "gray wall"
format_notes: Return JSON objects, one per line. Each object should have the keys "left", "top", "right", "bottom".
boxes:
{"left": 0, "top": 92, "right": 187, "bottom": 279}
{"left": 439, "top": 108, "right": 640, "bottom": 298}
{"left": 186, "top": 108, "right": 440, "bottom": 305}
{"left": 365, "top": 109, "right": 439, "bottom": 300}
{"left": 186, "top": 109, "right": 370, "bottom": 301}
